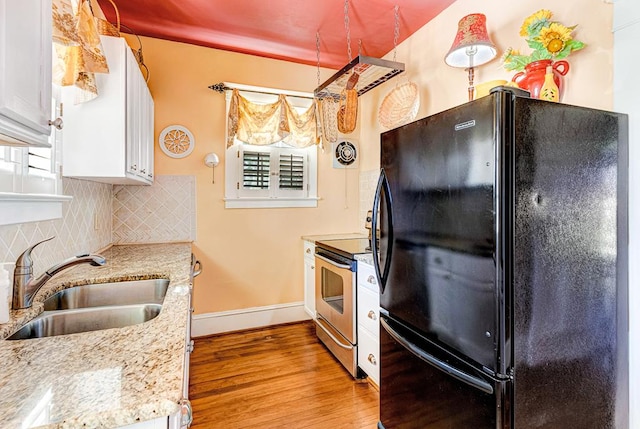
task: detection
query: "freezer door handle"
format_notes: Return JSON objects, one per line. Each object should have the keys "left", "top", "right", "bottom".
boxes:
{"left": 380, "top": 316, "right": 494, "bottom": 395}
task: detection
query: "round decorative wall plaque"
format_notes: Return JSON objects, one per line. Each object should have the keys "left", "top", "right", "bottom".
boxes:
{"left": 158, "top": 125, "right": 195, "bottom": 158}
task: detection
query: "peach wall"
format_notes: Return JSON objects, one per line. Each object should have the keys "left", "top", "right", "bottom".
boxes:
{"left": 357, "top": 0, "right": 614, "bottom": 171}
{"left": 131, "top": 36, "right": 361, "bottom": 314}
{"left": 130, "top": 0, "right": 613, "bottom": 316}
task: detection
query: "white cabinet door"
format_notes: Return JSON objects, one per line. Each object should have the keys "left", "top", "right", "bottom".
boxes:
{"left": 62, "top": 36, "right": 154, "bottom": 185}
{"left": 0, "top": 0, "right": 52, "bottom": 147}
{"left": 303, "top": 240, "right": 316, "bottom": 319}
{"left": 356, "top": 260, "right": 380, "bottom": 385}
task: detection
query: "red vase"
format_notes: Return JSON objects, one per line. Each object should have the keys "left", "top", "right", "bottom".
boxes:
{"left": 512, "top": 59, "right": 569, "bottom": 100}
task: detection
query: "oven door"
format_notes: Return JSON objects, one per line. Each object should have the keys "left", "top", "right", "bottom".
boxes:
{"left": 314, "top": 252, "right": 356, "bottom": 344}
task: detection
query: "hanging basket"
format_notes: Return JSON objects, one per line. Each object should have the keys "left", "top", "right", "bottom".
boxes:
{"left": 337, "top": 89, "right": 358, "bottom": 134}
{"left": 94, "top": 0, "right": 120, "bottom": 37}
{"left": 378, "top": 82, "right": 420, "bottom": 129}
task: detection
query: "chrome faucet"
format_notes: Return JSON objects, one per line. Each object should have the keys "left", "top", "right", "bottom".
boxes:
{"left": 12, "top": 237, "right": 106, "bottom": 309}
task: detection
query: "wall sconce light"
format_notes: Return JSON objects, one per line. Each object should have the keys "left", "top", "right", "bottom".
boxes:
{"left": 204, "top": 153, "right": 220, "bottom": 183}
{"left": 444, "top": 13, "right": 497, "bottom": 101}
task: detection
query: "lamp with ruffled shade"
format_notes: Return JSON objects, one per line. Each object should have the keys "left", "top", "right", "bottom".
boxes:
{"left": 445, "top": 13, "right": 497, "bottom": 101}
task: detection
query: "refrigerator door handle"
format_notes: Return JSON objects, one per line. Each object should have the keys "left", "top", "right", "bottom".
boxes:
{"left": 380, "top": 316, "right": 494, "bottom": 395}
{"left": 371, "top": 169, "right": 393, "bottom": 294}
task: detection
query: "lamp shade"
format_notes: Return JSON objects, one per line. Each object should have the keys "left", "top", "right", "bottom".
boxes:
{"left": 445, "top": 13, "right": 496, "bottom": 68}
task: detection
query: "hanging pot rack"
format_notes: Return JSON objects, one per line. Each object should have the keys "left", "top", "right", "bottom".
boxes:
{"left": 314, "top": 2, "right": 405, "bottom": 99}
{"left": 314, "top": 55, "right": 404, "bottom": 99}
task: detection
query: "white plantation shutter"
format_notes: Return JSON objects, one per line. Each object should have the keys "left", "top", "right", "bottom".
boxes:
{"left": 242, "top": 150, "right": 271, "bottom": 190}
{"left": 278, "top": 152, "right": 304, "bottom": 190}
{"left": 236, "top": 145, "right": 309, "bottom": 200}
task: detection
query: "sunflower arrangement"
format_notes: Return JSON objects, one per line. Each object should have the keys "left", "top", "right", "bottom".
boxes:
{"left": 502, "top": 9, "right": 585, "bottom": 71}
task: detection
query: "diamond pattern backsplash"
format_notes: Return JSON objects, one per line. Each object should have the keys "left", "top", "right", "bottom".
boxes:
{"left": 0, "top": 178, "right": 112, "bottom": 276}
{"left": 113, "top": 175, "right": 196, "bottom": 244}
{"left": 0, "top": 175, "right": 196, "bottom": 278}
{"left": 359, "top": 169, "right": 379, "bottom": 232}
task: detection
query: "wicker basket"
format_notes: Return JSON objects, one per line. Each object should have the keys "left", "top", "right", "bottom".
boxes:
{"left": 378, "top": 82, "right": 420, "bottom": 129}
{"left": 94, "top": 0, "right": 120, "bottom": 37}
{"left": 319, "top": 98, "right": 339, "bottom": 144}
{"left": 337, "top": 89, "right": 358, "bottom": 134}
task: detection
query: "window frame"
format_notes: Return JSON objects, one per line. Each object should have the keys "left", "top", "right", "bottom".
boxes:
{"left": 223, "top": 87, "right": 319, "bottom": 209}
{"left": 0, "top": 87, "right": 70, "bottom": 226}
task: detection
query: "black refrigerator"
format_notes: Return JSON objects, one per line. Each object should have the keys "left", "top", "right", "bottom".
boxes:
{"left": 371, "top": 88, "right": 628, "bottom": 429}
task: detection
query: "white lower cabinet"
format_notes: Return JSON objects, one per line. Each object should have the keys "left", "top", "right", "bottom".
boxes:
{"left": 303, "top": 240, "right": 316, "bottom": 319}
{"left": 357, "top": 261, "right": 380, "bottom": 385}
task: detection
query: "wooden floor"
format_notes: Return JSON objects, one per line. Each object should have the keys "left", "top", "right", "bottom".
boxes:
{"left": 189, "top": 321, "right": 379, "bottom": 429}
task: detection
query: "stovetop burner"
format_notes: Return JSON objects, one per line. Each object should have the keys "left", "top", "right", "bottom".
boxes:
{"left": 316, "top": 238, "right": 372, "bottom": 259}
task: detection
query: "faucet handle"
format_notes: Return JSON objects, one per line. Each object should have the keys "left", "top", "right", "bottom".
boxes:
{"left": 15, "top": 237, "right": 55, "bottom": 271}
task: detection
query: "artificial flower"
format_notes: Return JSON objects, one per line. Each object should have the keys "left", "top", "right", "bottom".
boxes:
{"left": 503, "top": 9, "right": 585, "bottom": 71}
{"left": 537, "top": 23, "right": 572, "bottom": 54}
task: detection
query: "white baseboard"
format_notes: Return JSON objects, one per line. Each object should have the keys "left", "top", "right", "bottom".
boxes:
{"left": 191, "top": 301, "right": 311, "bottom": 337}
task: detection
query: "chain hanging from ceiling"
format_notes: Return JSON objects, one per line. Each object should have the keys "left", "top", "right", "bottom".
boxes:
{"left": 393, "top": 5, "right": 399, "bottom": 63}
{"left": 313, "top": 2, "right": 405, "bottom": 100}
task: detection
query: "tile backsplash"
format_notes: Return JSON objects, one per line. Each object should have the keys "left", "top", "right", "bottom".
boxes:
{"left": 0, "top": 175, "right": 196, "bottom": 278}
{"left": 0, "top": 178, "right": 112, "bottom": 276}
{"left": 359, "top": 169, "right": 379, "bottom": 232}
{"left": 113, "top": 175, "right": 196, "bottom": 244}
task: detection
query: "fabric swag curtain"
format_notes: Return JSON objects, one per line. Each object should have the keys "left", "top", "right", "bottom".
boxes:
{"left": 52, "top": 0, "right": 109, "bottom": 103}
{"left": 227, "top": 89, "right": 320, "bottom": 148}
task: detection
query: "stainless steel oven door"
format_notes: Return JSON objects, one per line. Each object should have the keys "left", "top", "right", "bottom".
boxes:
{"left": 315, "top": 253, "right": 356, "bottom": 344}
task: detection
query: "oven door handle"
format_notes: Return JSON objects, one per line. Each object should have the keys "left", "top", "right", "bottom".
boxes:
{"left": 315, "top": 253, "right": 352, "bottom": 270}
{"left": 316, "top": 316, "right": 354, "bottom": 350}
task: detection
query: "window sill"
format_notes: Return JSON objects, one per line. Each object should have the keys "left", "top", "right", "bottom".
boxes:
{"left": 224, "top": 197, "right": 319, "bottom": 209}
{"left": 0, "top": 192, "right": 73, "bottom": 226}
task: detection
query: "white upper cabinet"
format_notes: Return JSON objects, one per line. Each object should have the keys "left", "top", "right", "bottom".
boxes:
{"left": 62, "top": 36, "right": 154, "bottom": 185}
{"left": 0, "top": 0, "right": 54, "bottom": 147}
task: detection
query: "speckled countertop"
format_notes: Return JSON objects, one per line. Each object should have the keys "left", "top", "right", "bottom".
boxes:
{"left": 0, "top": 243, "right": 192, "bottom": 429}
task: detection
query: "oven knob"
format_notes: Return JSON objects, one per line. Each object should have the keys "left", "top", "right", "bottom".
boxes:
{"left": 368, "top": 310, "right": 377, "bottom": 320}
{"left": 368, "top": 354, "right": 377, "bottom": 365}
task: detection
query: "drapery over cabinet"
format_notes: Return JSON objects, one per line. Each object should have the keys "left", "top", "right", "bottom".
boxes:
{"left": 0, "top": 0, "right": 54, "bottom": 147}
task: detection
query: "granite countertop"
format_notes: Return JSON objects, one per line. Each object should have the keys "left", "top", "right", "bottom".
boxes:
{"left": 0, "top": 243, "right": 192, "bottom": 428}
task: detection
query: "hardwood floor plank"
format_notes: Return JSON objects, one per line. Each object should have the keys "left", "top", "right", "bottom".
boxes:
{"left": 189, "top": 321, "right": 379, "bottom": 428}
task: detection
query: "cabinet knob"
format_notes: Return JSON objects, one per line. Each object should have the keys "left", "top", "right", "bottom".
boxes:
{"left": 48, "top": 117, "right": 64, "bottom": 130}
{"left": 306, "top": 248, "right": 311, "bottom": 254}
{"left": 367, "top": 275, "right": 376, "bottom": 284}
{"left": 367, "top": 310, "right": 377, "bottom": 320}
{"left": 368, "top": 354, "right": 377, "bottom": 365}
{"left": 311, "top": 266, "right": 314, "bottom": 270}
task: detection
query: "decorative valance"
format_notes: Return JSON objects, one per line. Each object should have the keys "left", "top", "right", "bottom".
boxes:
{"left": 52, "top": 0, "right": 109, "bottom": 103}
{"left": 227, "top": 89, "right": 320, "bottom": 149}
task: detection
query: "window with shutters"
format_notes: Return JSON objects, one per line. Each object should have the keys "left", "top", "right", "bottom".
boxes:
{"left": 227, "top": 142, "right": 317, "bottom": 208}
{"left": 224, "top": 87, "right": 318, "bottom": 209}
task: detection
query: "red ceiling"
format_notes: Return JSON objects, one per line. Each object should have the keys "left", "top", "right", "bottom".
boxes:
{"left": 96, "top": 0, "right": 456, "bottom": 70}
